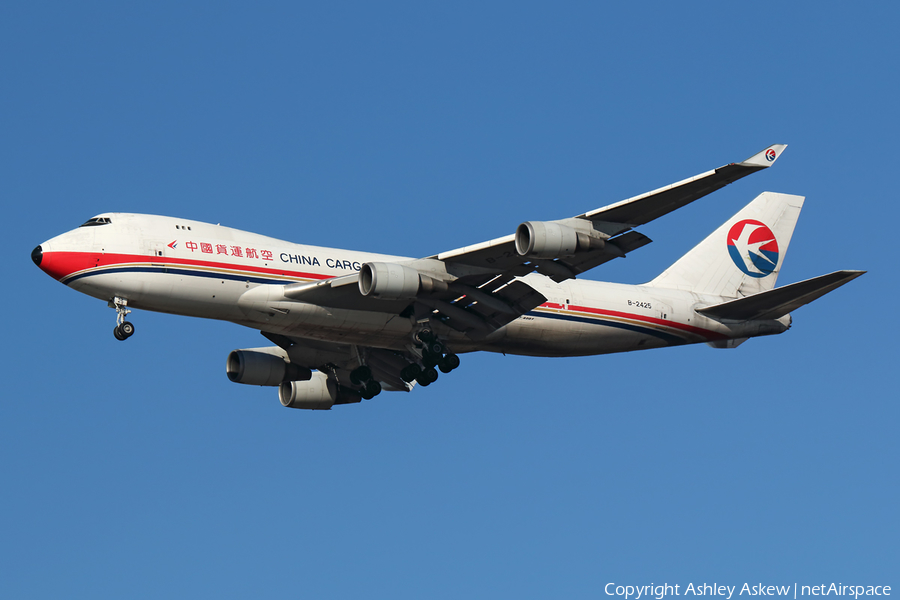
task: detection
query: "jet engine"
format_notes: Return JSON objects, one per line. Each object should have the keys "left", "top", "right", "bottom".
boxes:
{"left": 358, "top": 262, "right": 420, "bottom": 299}
{"left": 226, "top": 349, "right": 311, "bottom": 386}
{"left": 515, "top": 221, "right": 605, "bottom": 259}
{"left": 358, "top": 262, "right": 448, "bottom": 300}
{"left": 279, "top": 372, "right": 361, "bottom": 410}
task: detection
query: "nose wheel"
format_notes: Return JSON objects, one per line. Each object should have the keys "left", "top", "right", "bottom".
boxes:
{"left": 110, "top": 297, "right": 135, "bottom": 341}
{"left": 113, "top": 321, "right": 135, "bottom": 341}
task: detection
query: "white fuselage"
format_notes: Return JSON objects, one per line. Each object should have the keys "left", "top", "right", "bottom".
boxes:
{"left": 36, "top": 213, "right": 789, "bottom": 357}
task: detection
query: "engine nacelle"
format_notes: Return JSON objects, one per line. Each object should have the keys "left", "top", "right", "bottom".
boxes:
{"left": 226, "top": 349, "right": 311, "bottom": 386}
{"left": 278, "top": 372, "right": 361, "bottom": 410}
{"left": 359, "top": 262, "right": 421, "bottom": 300}
{"left": 514, "top": 221, "right": 605, "bottom": 259}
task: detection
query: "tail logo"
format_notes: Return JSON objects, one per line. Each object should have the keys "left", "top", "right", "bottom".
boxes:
{"left": 765, "top": 148, "right": 777, "bottom": 162}
{"left": 727, "top": 220, "right": 779, "bottom": 277}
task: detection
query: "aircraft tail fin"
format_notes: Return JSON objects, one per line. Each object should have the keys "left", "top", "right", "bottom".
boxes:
{"left": 648, "top": 191, "right": 804, "bottom": 298}
{"left": 696, "top": 270, "right": 865, "bottom": 321}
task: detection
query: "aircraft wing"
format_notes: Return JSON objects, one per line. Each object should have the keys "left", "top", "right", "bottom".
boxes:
{"left": 245, "top": 145, "right": 784, "bottom": 339}
{"left": 435, "top": 144, "right": 786, "bottom": 281}
{"left": 260, "top": 332, "right": 416, "bottom": 393}
{"left": 254, "top": 269, "right": 548, "bottom": 340}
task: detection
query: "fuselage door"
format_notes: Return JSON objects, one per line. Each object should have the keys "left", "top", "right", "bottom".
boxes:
{"left": 655, "top": 300, "right": 673, "bottom": 321}
{"left": 146, "top": 240, "right": 168, "bottom": 258}
{"left": 645, "top": 294, "right": 673, "bottom": 321}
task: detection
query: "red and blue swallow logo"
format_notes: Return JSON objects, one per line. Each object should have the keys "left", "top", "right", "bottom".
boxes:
{"left": 727, "top": 220, "right": 779, "bottom": 277}
{"left": 765, "top": 149, "right": 777, "bottom": 162}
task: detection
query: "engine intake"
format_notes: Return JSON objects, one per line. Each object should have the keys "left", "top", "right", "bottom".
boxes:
{"left": 279, "top": 372, "right": 361, "bottom": 410}
{"left": 358, "top": 263, "right": 448, "bottom": 300}
{"left": 226, "top": 349, "right": 311, "bottom": 386}
{"left": 515, "top": 221, "right": 605, "bottom": 259}
{"left": 359, "top": 262, "right": 420, "bottom": 299}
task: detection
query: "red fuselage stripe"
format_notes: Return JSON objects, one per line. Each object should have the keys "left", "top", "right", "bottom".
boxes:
{"left": 41, "top": 251, "right": 329, "bottom": 282}
{"left": 570, "top": 304, "right": 720, "bottom": 338}
{"left": 540, "top": 302, "right": 721, "bottom": 339}
{"left": 43, "top": 252, "right": 725, "bottom": 342}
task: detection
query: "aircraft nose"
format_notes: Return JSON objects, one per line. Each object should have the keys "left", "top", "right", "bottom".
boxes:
{"left": 31, "top": 245, "right": 43, "bottom": 267}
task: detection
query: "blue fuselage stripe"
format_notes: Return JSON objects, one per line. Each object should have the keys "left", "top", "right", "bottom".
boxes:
{"left": 68, "top": 265, "right": 688, "bottom": 345}
{"left": 65, "top": 265, "right": 294, "bottom": 286}
{"left": 530, "top": 311, "right": 687, "bottom": 345}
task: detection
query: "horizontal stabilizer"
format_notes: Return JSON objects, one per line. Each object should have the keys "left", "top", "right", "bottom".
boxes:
{"left": 696, "top": 270, "right": 865, "bottom": 321}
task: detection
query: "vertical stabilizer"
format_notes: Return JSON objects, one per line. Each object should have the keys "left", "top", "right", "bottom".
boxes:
{"left": 648, "top": 192, "right": 804, "bottom": 298}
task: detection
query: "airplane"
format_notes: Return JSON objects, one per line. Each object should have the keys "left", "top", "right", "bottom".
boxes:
{"left": 32, "top": 144, "right": 864, "bottom": 410}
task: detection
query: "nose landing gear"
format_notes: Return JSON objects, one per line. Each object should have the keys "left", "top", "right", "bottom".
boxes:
{"left": 113, "top": 321, "right": 135, "bottom": 341}
{"left": 110, "top": 297, "right": 135, "bottom": 341}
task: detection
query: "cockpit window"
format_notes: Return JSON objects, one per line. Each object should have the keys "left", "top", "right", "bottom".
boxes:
{"left": 79, "top": 217, "right": 112, "bottom": 227}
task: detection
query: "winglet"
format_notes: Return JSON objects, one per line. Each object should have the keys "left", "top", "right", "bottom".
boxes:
{"left": 740, "top": 144, "right": 787, "bottom": 168}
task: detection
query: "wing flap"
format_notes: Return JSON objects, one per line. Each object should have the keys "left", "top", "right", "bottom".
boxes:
{"left": 263, "top": 333, "right": 416, "bottom": 393}
{"left": 542, "top": 230, "right": 653, "bottom": 281}
{"left": 263, "top": 265, "right": 548, "bottom": 342}
{"left": 696, "top": 270, "right": 865, "bottom": 321}
{"left": 420, "top": 279, "right": 547, "bottom": 338}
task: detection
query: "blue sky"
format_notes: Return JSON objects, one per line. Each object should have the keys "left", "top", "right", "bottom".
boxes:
{"left": 2, "top": 2, "right": 897, "bottom": 598}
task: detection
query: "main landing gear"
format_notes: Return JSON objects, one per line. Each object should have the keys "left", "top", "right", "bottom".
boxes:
{"left": 110, "top": 297, "right": 135, "bottom": 341}
{"left": 400, "top": 330, "right": 461, "bottom": 388}
{"left": 350, "top": 365, "right": 382, "bottom": 400}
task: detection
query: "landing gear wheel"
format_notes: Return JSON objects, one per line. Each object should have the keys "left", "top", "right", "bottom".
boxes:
{"left": 444, "top": 353, "right": 460, "bottom": 370}
{"left": 350, "top": 365, "right": 372, "bottom": 385}
{"left": 400, "top": 364, "right": 422, "bottom": 383}
{"left": 428, "top": 341, "right": 445, "bottom": 355}
{"left": 438, "top": 354, "right": 459, "bottom": 373}
{"left": 120, "top": 321, "right": 135, "bottom": 337}
{"left": 111, "top": 298, "right": 134, "bottom": 341}
{"left": 365, "top": 380, "right": 382, "bottom": 397}
{"left": 422, "top": 352, "right": 439, "bottom": 368}
{"left": 414, "top": 367, "right": 438, "bottom": 387}
{"left": 416, "top": 330, "right": 436, "bottom": 344}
